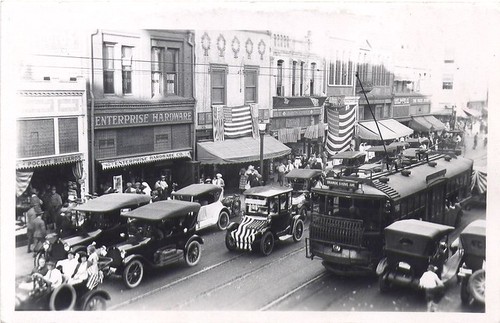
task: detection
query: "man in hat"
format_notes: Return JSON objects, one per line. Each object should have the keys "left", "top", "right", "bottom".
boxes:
{"left": 154, "top": 175, "right": 169, "bottom": 200}
{"left": 33, "top": 260, "right": 63, "bottom": 290}
{"left": 134, "top": 182, "right": 143, "bottom": 194}
{"left": 419, "top": 264, "right": 444, "bottom": 312}
{"left": 124, "top": 182, "right": 136, "bottom": 194}
{"left": 68, "top": 252, "right": 89, "bottom": 285}
{"left": 212, "top": 173, "right": 225, "bottom": 198}
{"left": 56, "top": 250, "right": 78, "bottom": 280}
{"left": 32, "top": 210, "right": 46, "bottom": 252}
{"left": 26, "top": 188, "right": 43, "bottom": 253}
{"left": 47, "top": 186, "right": 63, "bottom": 231}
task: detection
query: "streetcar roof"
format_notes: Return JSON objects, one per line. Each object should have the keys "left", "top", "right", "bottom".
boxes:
{"left": 74, "top": 193, "right": 151, "bottom": 212}
{"left": 312, "top": 183, "right": 387, "bottom": 198}
{"left": 385, "top": 219, "right": 454, "bottom": 238}
{"left": 285, "top": 168, "right": 323, "bottom": 179}
{"left": 172, "top": 183, "right": 222, "bottom": 196}
{"left": 244, "top": 185, "right": 292, "bottom": 197}
{"left": 123, "top": 200, "right": 200, "bottom": 221}
{"left": 331, "top": 151, "right": 366, "bottom": 159}
{"left": 461, "top": 220, "right": 486, "bottom": 238}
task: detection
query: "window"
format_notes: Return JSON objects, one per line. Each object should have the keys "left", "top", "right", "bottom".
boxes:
{"left": 99, "top": 139, "right": 115, "bottom": 149}
{"left": 442, "top": 81, "right": 453, "bottom": 90}
{"left": 310, "top": 62, "right": 316, "bottom": 95}
{"left": 292, "top": 61, "right": 297, "bottom": 96}
{"left": 211, "top": 65, "right": 227, "bottom": 105}
{"left": 151, "top": 47, "right": 179, "bottom": 97}
{"left": 155, "top": 134, "right": 169, "bottom": 143}
{"left": 121, "top": 46, "right": 133, "bottom": 94}
{"left": 300, "top": 61, "right": 304, "bottom": 96}
{"left": 103, "top": 43, "right": 115, "bottom": 94}
{"left": 329, "top": 55, "right": 353, "bottom": 86}
{"left": 151, "top": 47, "right": 163, "bottom": 97}
{"left": 277, "top": 60, "right": 284, "bottom": 96}
{"left": 165, "top": 48, "right": 178, "bottom": 95}
{"left": 244, "top": 66, "right": 258, "bottom": 103}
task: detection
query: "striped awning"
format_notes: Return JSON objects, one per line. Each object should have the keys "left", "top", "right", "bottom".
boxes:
{"left": 197, "top": 135, "right": 291, "bottom": 165}
{"left": 358, "top": 119, "right": 413, "bottom": 141}
{"left": 409, "top": 115, "right": 446, "bottom": 132}
{"left": 99, "top": 150, "right": 191, "bottom": 170}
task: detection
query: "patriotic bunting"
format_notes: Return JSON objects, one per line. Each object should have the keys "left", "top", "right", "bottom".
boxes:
{"left": 230, "top": 217, "right": 268, "bottom": 251}
{"left": 224, "top": 105, "right": 253, "bottom": 139}
{"left": 325, "top": 104, "right": 356, "bottom": 157}
{"left": 212, "top": 105, "right": 225, "bottom": 142}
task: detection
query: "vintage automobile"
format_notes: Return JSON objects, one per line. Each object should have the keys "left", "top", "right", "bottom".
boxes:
{"left": 225, "top": 186, "right": 305, "bottom": 256}
{"left": 15, "top": 259, "right": 112, "bottom": 311}
{"left": 457, "top": 219, "right": 486, "bottom": 306}
{"left": 106, "top": 200, "right": 204, "bottom": 288}
{"left": 376, "top": 219, "right": 457, "bottom": 292}
{"left": 35, "top": 193, "right": 151, "bottom": 265}
{"left": 325, "top": 151, "right": 367, "bottom": 174}
{"left": 171, "top": 183, "right": 231, "bottom": 231}
{"left": 285, "top": 168, "right": 323, "bottom": 218}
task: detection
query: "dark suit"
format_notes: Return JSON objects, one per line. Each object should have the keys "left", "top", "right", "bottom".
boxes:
{"left": 33, "top": 216, "right": 46, "bottom": 252}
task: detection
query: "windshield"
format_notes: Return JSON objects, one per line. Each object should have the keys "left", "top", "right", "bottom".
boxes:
{"left": 173, "top": 195, "right": 193, "bottom": 202}
{"left": 76, "top": 211, "right": 119, "bottom": 231}
{"left": 287, "top": 178, "right": 308, "bottom": 191}
{"left": 245, "top": 195, "right": 269, "bottom": 216}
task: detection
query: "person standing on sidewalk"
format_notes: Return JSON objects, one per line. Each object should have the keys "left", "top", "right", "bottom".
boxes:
{"left": 212, "top": 173, "right": 225, "bottom": 198}
{"left": 47, "top": 186, "right": 62, "bottom": 231}
{"left": 32, "top": 211, "right": 47, "bottom": 252}
{"left": 238, "top": 168, "right": 248, "bottom": 193}
{"left": 26, "top": 187, "right": 43, "bottom": 253}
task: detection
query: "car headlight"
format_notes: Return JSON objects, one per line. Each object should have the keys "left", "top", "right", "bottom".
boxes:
{"left": 398, "top": 262, "right": 411, "bottom": 271}
{"left": 63, "top": 242, "right": 70, "bottom": 251}
{"left": 120, "top": 250, "right": 126, "bottom": 259}
{"left": 43, "top": 241, "right": 50, "bottom": 250}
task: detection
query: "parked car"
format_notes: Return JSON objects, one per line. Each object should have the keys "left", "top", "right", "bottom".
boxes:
{"left": 171, "top": 184, "right": 231, "bottom": 231}
{"left": 285, "top": 168, "right": 323, "bottom": 218}
{"left": 15, "top": 258, "right": 113, "bottom": 311}
{"left": 106, "top": 200, "right": 204, "bottom": 288}
{"left": 458, "top": 219, "right": 486, "bottom": 306}
{"left": 225, "top": 186, "right": 305, "bottom": 256}
{"left": 376, "top": 219, "right": 457, "bottom": 292}
{"left": 35, "top": 193, "right": 151, "bottom": 265}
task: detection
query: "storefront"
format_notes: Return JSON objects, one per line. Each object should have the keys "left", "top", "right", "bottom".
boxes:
{"left": 93, "top": 103, "right": 196, "bottom": 194}
{"left": 271, "top": 96, "right": 327, "bottom": 159}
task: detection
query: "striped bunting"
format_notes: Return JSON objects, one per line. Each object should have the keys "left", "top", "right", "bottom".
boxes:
{"left": 471, "top": 169, "right": 487, "bottom": 194}
{"left": 325, "top": 105, "right": 356, "bottom": 157}
{"left": 230, "top": 216, "right": 268, "bottom": 251}
{"left": 224, "top": 106, "right": 253, "bottom": 139}
{"left": 212, "top": 105, "right": 225, "bottom": 142}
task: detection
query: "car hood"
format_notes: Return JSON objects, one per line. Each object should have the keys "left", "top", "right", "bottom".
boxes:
{"left": 61, "top": 229, "right": 102, "bottom": 246}
{"left": 113, "top": 237, "right": 152, "bottom": 252}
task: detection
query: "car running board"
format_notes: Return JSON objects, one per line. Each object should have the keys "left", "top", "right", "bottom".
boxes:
{"left": 278, "top": 234, "right": 292, "bottom": 241}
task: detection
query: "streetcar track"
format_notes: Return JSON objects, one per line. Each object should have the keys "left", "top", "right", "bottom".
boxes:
{"left": 108, "top": 252, "right": 245, "bottom": 310}
{"left": 169, "top": 245, "right": 306, "bottom": 310}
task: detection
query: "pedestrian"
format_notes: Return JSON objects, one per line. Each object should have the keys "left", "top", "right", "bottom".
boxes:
{"left": 473, "top": 132, "right": 478, "bottom": 150}
{"left": 212, "top": 173, "right": 225, "bottom": 197}
{"left": 124, "top": 182, "right": 136, "bottom": 193}
{"left": 141, "top": 182, "right": 152, "bottom": 196}
{"left": 103, "top": 181, "right": 116, "bottom": 194}
{"left": 152, "top": 187, "right": 162, "bottom": 202}
{"left": 419, "top": 264, "right": 444, "bottom": 312}
{"left": 33, "top": 210, "right": 47, "bottom": 252}
{"left": 276, "top": 161, "right": 286, "bottom": 186}
{"left": 27, "top": 187, "right": 43, "bottom": 253}
{"left": 285, "top": 159, "right": 294, "bottom": 174}
{"left": 238, "top": 168, "right": 248, "bottom": 193}
{"left": 154, "top": 175, "right": 169, "bottom": 200}
{"left": 310, "top": 157, "right": 322, "bottom": 170}
{"left": 134, "top": 182, "right": 143, "bottom": 194}
{"left": 47, "top": 186, "right": 62, "bottom": 231}
{"left": 246, "top": 165, "right": 261, "bottom": 188}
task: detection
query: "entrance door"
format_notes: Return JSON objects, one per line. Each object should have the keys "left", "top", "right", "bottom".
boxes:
{"left": 427, "top": 183, "right": 445, "bottom": 223}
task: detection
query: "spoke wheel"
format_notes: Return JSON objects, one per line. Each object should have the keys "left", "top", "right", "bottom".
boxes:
{"left": 292, "top": 219, "right": 304, "bottom": 242}
{"left": 217, "top": 211, "right": 230, "bottom": 230}
{"left": 185, "top": 240, "right": 201, "bottom": 266}
{"left": 225, "top": 231, "right": 237, "bottom": 251}
{"left": 83, "top": 295, "right": 107, "bottom": 311}
{"left": 468, "top": 269, "right": 485, "bottom": 304}
{"left": 123, "top": 259, "right": 143, "bottom": 289}
{"left": 260, "top": 231, "right": 274, "bottom": 256}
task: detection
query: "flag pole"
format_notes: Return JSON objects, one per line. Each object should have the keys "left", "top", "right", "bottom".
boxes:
{"left": 355, "top": 72, "right": 390, "bottom": 171}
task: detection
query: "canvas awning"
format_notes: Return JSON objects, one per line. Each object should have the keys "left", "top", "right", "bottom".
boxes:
{"left": 358, "top": 119, "right": 414, "bottom": 141}
{"left": 409, "top": 116, "right": 446, "bottom": 132}
{"left": 197, "top": 135, "right": 291, "bottom": 165}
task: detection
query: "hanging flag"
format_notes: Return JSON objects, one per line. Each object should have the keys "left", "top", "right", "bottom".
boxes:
{"left": 212, "top": 105, "right": 225, "bottom": 142}
{"left": 224, "top": 105, "right": 253, "bottom": 139}
{"left": 250, "top": 103, "right": 259, "bottom": 139}
{"left": 325, "top": 104, "right": 356, "bottom": 156}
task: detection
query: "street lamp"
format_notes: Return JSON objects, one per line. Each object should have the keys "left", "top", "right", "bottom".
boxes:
{"left": 258, "top": 122, "right": 267, "bottom": 185}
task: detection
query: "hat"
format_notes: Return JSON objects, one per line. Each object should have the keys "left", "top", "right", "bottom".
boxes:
{"left": 67, "top": 250, "right": 75, "bottom": 256}
{"left": 161, "top": 175, "right": 166, "bottom": 178}
{"left": 68, "top": 195, "right": 76, "bottom": 202}
{"left": 216, "top": 173, "right": 222, "bottom": 178}
{"left": 248, "top": 165, "right": 255, "bottom": 170}
{"left": 77, "top": 251, "right": 88, "bottom": 262}
{"left": 47, "top": 260, "right": 56, "bottom": 266}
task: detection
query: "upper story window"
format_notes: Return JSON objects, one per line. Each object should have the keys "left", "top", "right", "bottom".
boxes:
{"left": 103, "top": 43, "right": 115, "bottom": 94}
{"left": 151, "top": 45, "right": 180, "bottom": 98}
{"left": 329, "top": 55, "right": 353, "bottom": 86}
{"left": 310, "top": 62, "right": 316, "bottom": 95}
{"left": 211, "top": 65, "right": 227, "bottom": 105}
{"left": 442, "top": 73, "right": 454, "bottom": 90}
{"left": 292, "top": 61, "right": 297, "bottom": 96}
{"left": 121, "top": 46, "right": 133, "bottom": 94}
{"left": 277, "top": 60, "right": 284, "bottom": 96}
{"left": 244, "top": 66, "right": 258, "bottom": 103}
{"left": 300, "top": 61, "right": 305, "bottom": 96}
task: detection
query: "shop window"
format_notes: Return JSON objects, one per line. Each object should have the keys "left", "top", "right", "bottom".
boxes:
{"left": 171, "top": 124, "right": 191, "bottom": 149}
{"left": 244, "top": 66, "right": 258, "bottom": 103}
{"left": 17, "top": 119, "right": 55, "bottom": 158}
{"left": 103, "top": 43, "right": 115, "bottom": 94}
{"left": 117, "top": 127, "right": 153, "bottom": 155}
{"left": 121, "top": 46, "right": 133, "bottom": 94}
{"left": 156, "top": 134, "right": 169, "bottom": 143}
{"left": 197, "top": 112, "right": 213, "bottom": 126}
{"left": 58, "top": 118, "right": 78, "bottom": 154}
{"left": 98, "top": 139, "right": 115, "bottom": 149}
{"left": 210, "top": 65, "right": 227, "bottom": 105}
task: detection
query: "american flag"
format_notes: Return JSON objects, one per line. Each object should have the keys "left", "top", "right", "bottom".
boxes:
{"left": 223, "top": 105, "right": 253, "bottom": 139}
{"left": 230, "top": 217, "right": 268, "bottom": 251}
{"left": 325, "top": 104, "right": 356, "bottom": 156}
{"left": 212, "top": 105, "right": 225, "bottom": 142}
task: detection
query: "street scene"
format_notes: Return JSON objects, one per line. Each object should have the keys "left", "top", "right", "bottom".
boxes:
{"left": 2, "top": 2, "right": 497, "bottom": 322}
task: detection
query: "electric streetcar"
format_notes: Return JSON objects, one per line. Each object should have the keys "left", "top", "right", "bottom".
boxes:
{"left": 305, "top": 151, "right": 473, "bottom": 274}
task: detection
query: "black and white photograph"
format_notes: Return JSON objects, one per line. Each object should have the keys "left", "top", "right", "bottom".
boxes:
{"left": 1, "top": 1, "right": 499, "bottom": 322}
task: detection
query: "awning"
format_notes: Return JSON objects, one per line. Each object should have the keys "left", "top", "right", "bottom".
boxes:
{"left": 462, "top": 107, "right": 482, "bottom": 118}
{"left": 16, "top": 153, "right": 83, "bottom": 170}
{"left": 197, "top": 135, "right": 291, "bottom": 164}
{"left": 358, "top": 119, "right": 414, "bottom": 141}
{"left": 99, "top": 150, "right": 191, "bottom": 170}
{"left": 409, "top": 116, "right": 446, "bottom": 132}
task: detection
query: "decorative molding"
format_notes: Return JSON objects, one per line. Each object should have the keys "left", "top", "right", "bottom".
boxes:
{"left": 231, "top": 36, "right": 240, "bottom": 58}
{"left": 258, "top": 39, "right": 266, "bottom": 60}
{"left": 201, "top": 32, "right": 211, "bottom": 56}
{"left": 217, "top": 34, "right": 226, "bottom": 57}
{"left": 245, "top": 38, "right": 253, "bottom": 59}
{"left": 18, "top": 91, "right": 85, "bottom": 97}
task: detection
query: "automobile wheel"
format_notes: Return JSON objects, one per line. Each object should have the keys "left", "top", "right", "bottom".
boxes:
{"left": 185, "top": 240, "right": 201, "bottom": 266}
{"left": 83, "top": 294, "right": 107, "bottom": 311}
{"left": 299, "top": 206, "right": 307, "bottom": 221}
{"left": 378, "top": 273, "right": 389, "bottom": 293}
{"left": 225, "top": 231, "right": 237, "bottom": 251}
{"left": 217, "top": 210, "right": 230, "bottom": 230}
{"left": 292, "top": 219, "right": 304, "bottom": 242}
{"left": 49, "top": 284, "right": 76, "bottom": 311}
{"left": 460, "top": 278, "right": 471, "bottom": 305}
{"left": 468, "top": 269, "right": 485, "bottom": 305}
{"left": 123, "top": 259, "right": 144, "bottom": 289}
{"left": 260, "top": 231, "right": 274, "bottom": 256}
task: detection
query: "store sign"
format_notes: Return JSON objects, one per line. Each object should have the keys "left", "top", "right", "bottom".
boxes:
{"left": 95, "top": 111, "right": 193, "bottom": 128}
{"left": 324, "top": 177, "right": 359, "bottom": 191}
{"left": 394, "top": 97, "right": 410, "bottom": 105}
{"left": 100, "top": 151, "right": 191, "bottom": 170}
{"left": 411, "top": 98, "right": 430, "bottom": 104}
{"left": 17, "top": 154, "right": 83, "bottom": 169}
{"left": 274, "top": 107, "right": 322, "bottom": 117}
